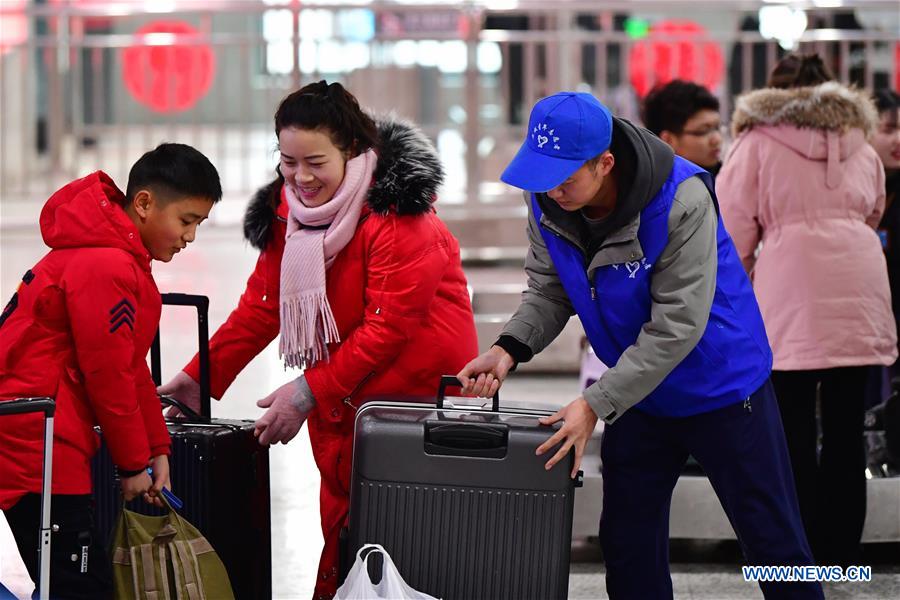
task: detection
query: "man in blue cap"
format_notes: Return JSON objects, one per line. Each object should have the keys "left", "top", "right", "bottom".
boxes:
{"left": 458, "top": 92, "right": 823, "bottom": 598}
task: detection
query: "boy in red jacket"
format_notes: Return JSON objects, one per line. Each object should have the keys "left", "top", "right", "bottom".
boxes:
{"left": 0, "top": 143, "right": 222, "bottom": 599}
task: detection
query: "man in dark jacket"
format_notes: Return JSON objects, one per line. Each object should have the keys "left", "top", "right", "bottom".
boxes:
{"left": 641, "top": 79, "right": 724, "bottom": 178}
{"left": 458, "top": 92, "right": 823, "bottom": 599}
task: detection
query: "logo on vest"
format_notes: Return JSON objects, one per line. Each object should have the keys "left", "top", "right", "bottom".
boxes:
{"left": 622, "top": 258, "right": 652, "bottom": 279}
{"left": 531, "top": 123, "right": 561, "bottom": 151}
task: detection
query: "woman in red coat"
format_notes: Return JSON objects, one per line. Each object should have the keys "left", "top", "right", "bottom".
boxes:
{"left": 160, "top": 81, "right": 478, "bottom": 599}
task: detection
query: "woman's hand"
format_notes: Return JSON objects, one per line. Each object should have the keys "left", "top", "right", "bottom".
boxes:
{"left": 158, "top": 371, "right": 202, "bottom": 418}
{"left": 254, "top": 378, "right": 315, "bottom": 445}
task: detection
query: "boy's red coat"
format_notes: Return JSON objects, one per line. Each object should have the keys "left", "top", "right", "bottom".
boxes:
{"left": 0, "top": 172, "right": 170, "bottom": 510}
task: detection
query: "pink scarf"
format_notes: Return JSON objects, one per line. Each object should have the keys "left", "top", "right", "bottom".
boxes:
{"left": 279, "top": 149, "right": 377, "bottom": 369}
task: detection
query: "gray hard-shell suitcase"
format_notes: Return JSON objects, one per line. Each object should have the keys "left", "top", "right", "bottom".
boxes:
{"left": 0, "top": 397, "right": 56, "bottom": 600}
{"left": 343, "top": 376, "right": 581, "bottom": 600}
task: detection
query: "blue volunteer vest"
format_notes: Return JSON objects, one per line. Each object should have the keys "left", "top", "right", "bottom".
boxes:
{"left": 534, "top": 157, "right": 772, "bottom": 417}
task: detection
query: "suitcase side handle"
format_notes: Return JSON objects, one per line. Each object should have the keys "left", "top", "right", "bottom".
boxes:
{"left": 0, "top": 397, "right": 56, "bottom": 417}
{"left": 159, "top": 395, "right": 206, "bottom": 422}
{"left": 151, "top": 293, "right": 211, "bottom": 418}
{"left": 437, "top": 375, "right": 500, "bottom": 412}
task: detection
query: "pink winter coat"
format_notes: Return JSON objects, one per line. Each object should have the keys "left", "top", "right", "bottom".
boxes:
{"left": 718, "top": 82, "right": 896, "bottom": 371}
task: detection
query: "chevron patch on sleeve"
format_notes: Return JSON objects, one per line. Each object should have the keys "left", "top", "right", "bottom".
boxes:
{"left": 109, "top": 298, "right": 136, "bottom": 333}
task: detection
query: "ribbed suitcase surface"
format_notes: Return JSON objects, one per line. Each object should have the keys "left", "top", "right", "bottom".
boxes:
{"left": 346, "top": 402, "right": 577, "bottom": 600}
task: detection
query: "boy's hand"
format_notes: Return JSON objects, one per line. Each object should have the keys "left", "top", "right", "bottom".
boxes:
{"left": 145, "top": 454, "right": 171, "bottom": 508}
{"left": 536, "top": 396, "right": 598, "bottom": 479}
{"left": 120, "top": 471, "right": 153, "bottom": 502}
{"left": 159, "top": 371, "right": 201, "bottom": 418}
{"left": 457, "top": 346, "right": 515, "bottom": 398}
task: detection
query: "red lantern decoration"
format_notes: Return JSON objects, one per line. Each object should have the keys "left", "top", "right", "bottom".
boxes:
{"left": 628, "top": 20, "right": 724, "bottom": 98}
{"left": 0, "top": 0, "right": 28, "bottom": 55}
{"left": 122, "top": 20, "right": 216, "bottom": 114}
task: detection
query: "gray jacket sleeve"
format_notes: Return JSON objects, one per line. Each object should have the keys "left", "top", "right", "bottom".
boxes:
{"left": 499, "top": 198, "right": 575, "bottom": 353}
{"left": 583, "top": 176, "right": 718, "bottom": 423}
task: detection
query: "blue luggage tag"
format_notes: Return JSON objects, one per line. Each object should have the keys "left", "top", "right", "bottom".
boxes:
{"left": 146, "top": 467, "right": 184, "bottom": 510}
{"left": 161, "top": 487, "right": 183, "bottom": 510}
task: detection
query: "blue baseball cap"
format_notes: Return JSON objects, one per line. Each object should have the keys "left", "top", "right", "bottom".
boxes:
{"left": 501, "top": 92, "right": 613, "bottom": 192}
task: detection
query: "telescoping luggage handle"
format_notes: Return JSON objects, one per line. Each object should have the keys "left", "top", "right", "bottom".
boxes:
{"left": 437, "top": 375, "right": 500, "bottom": 412}
{"left": 0, "top": 398, "right": 55, "bottom": 600}
{"left": 150, "top": 293, "right": 211, "bottom": 418}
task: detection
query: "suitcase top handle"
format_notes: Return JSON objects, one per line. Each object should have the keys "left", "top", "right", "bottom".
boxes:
{"left": 159, "top": 394, "right": 205, "bottom": 422}
{"left": 437, "top": 376, "right": 500, "bottom": 412}
{"left": 152, "top": 293, "right": 211, "bottom": 418}
{"left": 0, "top": 397, "right": 55, "bottom": 417}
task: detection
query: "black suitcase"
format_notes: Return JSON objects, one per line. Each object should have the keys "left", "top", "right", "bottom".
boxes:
{"left": 0, "top": 397, "right": 56, "bottom": 600}
{"left": 343, "top": 376, "right": 580, "bottom": 600}
{"left": 91, "top": 293, "right": 271, "bottom": 600}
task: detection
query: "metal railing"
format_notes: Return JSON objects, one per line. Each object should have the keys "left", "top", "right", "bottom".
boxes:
{"left": 0, "top": 0, "right": 897, "bottom": 214}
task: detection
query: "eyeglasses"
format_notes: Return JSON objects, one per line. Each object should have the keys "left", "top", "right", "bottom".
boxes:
{"left": 680, "top": 124, "right": 726, "bottom": 138}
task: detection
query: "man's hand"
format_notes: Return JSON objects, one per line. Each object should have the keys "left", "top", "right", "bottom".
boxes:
{"left": 158, "top": 371, "right": 201, "bottom": 418}
{"left": 536, "top": 396, "right": 598, "bottom": 479}
{"left": 143, "top": 454, "right": 171, "bottom": 508}
{"left": 254, "top": 378, "right": 313, "bottom": 445}
{"left": 457, "top": 346, "right": 516, "bottom": 398}
{"left": 120, "top": 470, "right": 153, "bottom": 502}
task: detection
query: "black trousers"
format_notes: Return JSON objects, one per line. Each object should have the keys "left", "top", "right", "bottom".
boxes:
{"left": 771, "top": 367, "right": 869, "bottom": 567}
{"left": 599, "top": 380, "right": 822, "bottom": 599}
{"left": 3, "top": 494, "right": 112, "bottom": 600}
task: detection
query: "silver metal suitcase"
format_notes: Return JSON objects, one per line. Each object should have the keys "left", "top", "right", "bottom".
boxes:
{"left": 344, "top": 376, "right": 581, "bottom": 600}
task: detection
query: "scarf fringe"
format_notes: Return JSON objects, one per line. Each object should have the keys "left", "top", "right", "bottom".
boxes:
{"left": 279, "top": 291, "right": 341, "bottom": 369}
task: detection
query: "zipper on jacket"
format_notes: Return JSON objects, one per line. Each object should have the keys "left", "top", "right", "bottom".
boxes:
{"left": 262, "top": 249, "right": 269, "bottom": 303}
{"left": 545, "top": 215, "right": 597, "bottom": 302}
{"left": 342, "top": 371, "right": 376, "bottom": 410}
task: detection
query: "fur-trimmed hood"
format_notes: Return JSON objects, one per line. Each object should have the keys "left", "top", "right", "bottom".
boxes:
{"left": 732, "top": 81, "right": 879, "bottom": 137}
{"left": 243, "top": 117, "right": 444, "bottom": 249}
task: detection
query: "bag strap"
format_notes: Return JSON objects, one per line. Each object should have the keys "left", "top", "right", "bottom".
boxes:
{"left": 120, "top": 541, "right": 165, "bottom": 600}
{"left": 141, "top": 544, "right": 161, "bottom": 600}
{"left": 356, "top": 543, "right": 386, "bottom": 559}
{"left": 158, "top": 545, "right": 173, "bottom": 600}
{"left": 357, "top": 544, "right": 389, "bottom": 584}
{"left": 171, "top": 540, "right": 205, "bottom": 600}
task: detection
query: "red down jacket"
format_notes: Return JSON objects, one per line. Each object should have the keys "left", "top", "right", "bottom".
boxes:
{"left": 182, "top": 119, "right": 478, "bottom": 598}
{"left": 0, "top": 172, "right": 170, "bottom": 510}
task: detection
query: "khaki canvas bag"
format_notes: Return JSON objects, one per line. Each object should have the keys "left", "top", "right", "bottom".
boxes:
{"left": 110, "top": 498, "right": 235, "bottom": 600}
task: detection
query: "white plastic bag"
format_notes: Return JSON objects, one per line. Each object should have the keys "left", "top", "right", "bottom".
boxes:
{"left": 335, "top": 544, "right": 439, "bottom": 600}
